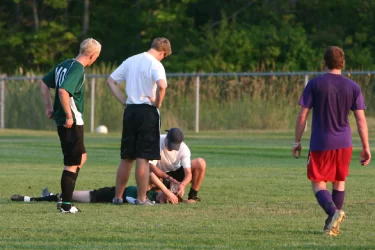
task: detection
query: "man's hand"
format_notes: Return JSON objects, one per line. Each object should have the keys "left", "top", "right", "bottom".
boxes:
{"left": 45, "top": 108, "right": 53, "bottom": 119}
{"left": 166, "top": 191, "right": 179, "bottom": 204}
{"left": 64, "top": 117, "right": 74, "bottom": 128}
{"left": 147, "top": 96, "right": 155, "bottom": 106}
{"left": 360, "top": 148, "right": 371, "bottom": 166}
{"left": 177, "top": 183, "right": 185, "bottom": 198}
{"left": 292, "top": 142, "right": 302, "bottom": 158}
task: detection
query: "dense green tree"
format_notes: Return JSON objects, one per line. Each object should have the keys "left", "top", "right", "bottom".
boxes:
{"left": 1, "top": 0, "right": 375, "bottom": 73}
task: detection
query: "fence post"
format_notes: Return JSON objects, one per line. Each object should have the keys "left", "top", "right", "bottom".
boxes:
{"left": 90, "top": 77, "right": 95, "bottom": 133}
{"left": 195, "top": 75, "right": 200, "bottom": 133}
{"left": 304, "top": 75, "right": 309, "bottom": 132}
{"left": 0, "top": 76, "right": 4, "bottom": 129}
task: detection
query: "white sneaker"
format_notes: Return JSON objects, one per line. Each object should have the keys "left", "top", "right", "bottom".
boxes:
{"left": 60, "top": 206, "right": 81, "bottom": 214}
{"left": 135, "top": 198, "right": 155, "bottom": 205}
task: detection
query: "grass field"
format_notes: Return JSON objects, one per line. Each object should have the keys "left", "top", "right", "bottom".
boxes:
{"left": 0, "top": 129, "right": 375, "bottom": 249}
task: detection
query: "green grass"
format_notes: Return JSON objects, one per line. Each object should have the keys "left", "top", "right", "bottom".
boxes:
{"left": 0, "top": 129, "right": 375, "bottom": 249}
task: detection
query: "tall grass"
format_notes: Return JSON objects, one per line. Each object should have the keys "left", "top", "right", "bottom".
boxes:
{"left": 3, "top": 67, "right": 375, "bottom": 131}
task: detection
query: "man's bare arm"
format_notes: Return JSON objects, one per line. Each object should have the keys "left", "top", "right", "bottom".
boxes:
{"left": 149, "top": 164, "right": 169, "bottom": 179}
{"left": 40, "top": 81, "right": 53, "bottom": 119}
{"left": 153, "top": 79, "right": 166, "bottom": 108}
{"left": 293, "top": 106, "right": 310, "bottom": 158}
{"left": 149, "top": 172, "right": 178, "bottom": 204}
{"left": 106, "top": 77, "right": 126, "bottom": 105}
{"left": 354, "top": 109, "right": 371, "bottom": 166}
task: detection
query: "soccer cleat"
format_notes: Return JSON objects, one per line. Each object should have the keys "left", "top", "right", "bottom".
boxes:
{"left": 60, "top": 206, "right": 81, "bottom": 214}
{"left": 112, "top": 197, "right": 123, "bottom": 205}
{"left": 326, "top": 210, "right": 346, "bottom": 236}
{"left": 135, "top": 198, "right": 155, "bottom": 205}
{"left": 11, "top": 194, "right": 25, "bottom": 202}
{"left": 42, "top": 187, "right": 53, "bottom": 197}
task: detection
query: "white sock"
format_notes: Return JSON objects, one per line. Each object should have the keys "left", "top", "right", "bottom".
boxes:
{"left": 24, "top": 196, "right": 31, "bottom": 202}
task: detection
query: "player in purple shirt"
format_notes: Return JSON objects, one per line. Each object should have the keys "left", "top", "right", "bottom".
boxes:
{"left": 292, "top": 46, "right": 371, "bottom": 236}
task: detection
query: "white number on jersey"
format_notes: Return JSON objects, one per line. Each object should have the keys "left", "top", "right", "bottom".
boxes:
{"left": 55, "top": 67, "right": 67, "bottom": 88}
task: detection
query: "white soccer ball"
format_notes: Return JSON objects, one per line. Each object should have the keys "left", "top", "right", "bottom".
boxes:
{"left": 96, "top": 125, "right": 108, "bottom": 134}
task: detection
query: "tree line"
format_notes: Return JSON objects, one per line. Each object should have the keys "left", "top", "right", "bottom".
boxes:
{"left": 1, "top": 0, "right": 375, "bottom": 74}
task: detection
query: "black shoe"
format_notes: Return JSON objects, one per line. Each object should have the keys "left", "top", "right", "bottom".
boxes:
{"left": 11, "top": 194, "right": 24, "bottom": 201}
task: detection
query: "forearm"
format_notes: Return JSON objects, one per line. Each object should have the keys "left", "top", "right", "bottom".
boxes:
{"left": 356, "top": 116, "right": 370, "bottom": 149}
{"left": 149, "top": 172, "right": 170, "bottom": 194}
{"left": 154, "top": 86, "right": 166, "bottom": 108}
{"left": 58, "top": 89, "right": 72, "bottom": 117}
{"left": 149, "top": 164, "right": 169, "bottom": 179}
{"left": 294, "top": 112, "right": 308, "bottom": 143}
{"left": 40, "top": 82, "right": 52, "bottom": 109}
{"left": 107, "top": 78, "right": 126, "bottom": 105}
{"left": 181, "top": 172, "right": 192, "bottom": 187}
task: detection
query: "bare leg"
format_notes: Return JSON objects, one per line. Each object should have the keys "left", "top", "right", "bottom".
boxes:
{"left": 191, "top": 158, "right": 206, "bottom": 191}
{"left": 135, "top": 158, "right": 150, "bottom": 202}
{"left": 114, "top": 159, "right": 133, "bottom": 199}
{"left": 72, "top": 190, "right": 91, "bottom": 203}
{"left": 332, "top": 181, "right": 345, "bottom": 191}
{"left": 311, "top": 181, "right": 327, "bottom": 194}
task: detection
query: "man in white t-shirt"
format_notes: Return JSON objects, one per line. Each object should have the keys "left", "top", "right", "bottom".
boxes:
{"left": 106, "top": 38, "right": 172, "bottom": 205}
{"left": 150, "top": 128, "right": 206, "bottom": 202}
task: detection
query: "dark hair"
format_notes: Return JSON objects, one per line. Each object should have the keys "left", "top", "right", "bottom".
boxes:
{"left": 324, "top": 46, "right": 345, "bottom": 70}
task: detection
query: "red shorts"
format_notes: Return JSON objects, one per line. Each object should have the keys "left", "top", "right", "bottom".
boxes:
{"left": 307, "top": 147, "right": 352, "bottom": 182}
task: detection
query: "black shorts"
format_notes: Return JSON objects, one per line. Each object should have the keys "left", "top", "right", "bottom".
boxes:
{"left": 167, "top": 166, "right": 185, "bottom": 182}
{"left": 57, "top": 123, "right": 86, "bottom": 166}
{"left": 89, "top": 186, "right": 116, "bottom": 203}
{"left": 89, "top": 186, "right": 157, "bottom": 203}
{"left": 121, "top": 104, "right": 161, "bottom": 160}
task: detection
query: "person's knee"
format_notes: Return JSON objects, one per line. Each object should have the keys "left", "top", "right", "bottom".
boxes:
{"left": 195, "top": 158, "right": 206, "bottom": 171}
{"left": 311, "top": 181, "right": 327, "bottom": 193}
{"left": 333, "top": 181, "right": 345, "bottom": 191}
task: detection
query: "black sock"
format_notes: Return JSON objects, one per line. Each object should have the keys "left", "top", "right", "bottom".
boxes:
{"left": 61, "top": 170, "right": 76, "bottom": 210}
{"left": 32, "top": 194, "right": 59, "bottom": 202}
{"left": 188, "top": 188, "right": 198, "bottom": 199}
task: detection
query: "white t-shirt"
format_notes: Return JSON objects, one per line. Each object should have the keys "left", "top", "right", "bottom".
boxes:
{"left": 110, "top": 52, "right": 167, "bottom": 105}
{"left": 150, "top": 135, "right": 191, "bottom": 172}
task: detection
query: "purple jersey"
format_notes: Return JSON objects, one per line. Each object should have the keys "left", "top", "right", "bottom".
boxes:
{"left": 299, "top": 73, "right": 366, "bottom": 150}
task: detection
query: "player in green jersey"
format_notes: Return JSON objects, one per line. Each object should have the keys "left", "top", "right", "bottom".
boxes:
{"left": 40, "top": 38, "right": 101, "bottom": 213}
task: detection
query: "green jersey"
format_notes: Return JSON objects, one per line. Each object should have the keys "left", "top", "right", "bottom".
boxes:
{"left": 124, "top": 186, "right": 158, "bottom": 202}
{"left": 42, "top": 59, "right": 85, "bottom": 126}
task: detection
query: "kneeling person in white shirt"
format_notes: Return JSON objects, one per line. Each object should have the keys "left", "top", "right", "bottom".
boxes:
{"left": 150, "top": 128, "right": 206, "bottom": 202}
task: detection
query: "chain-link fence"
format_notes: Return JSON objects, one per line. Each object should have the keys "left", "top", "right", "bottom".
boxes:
{"left": 1, "top": 72, "right": 374, "bottom": 132}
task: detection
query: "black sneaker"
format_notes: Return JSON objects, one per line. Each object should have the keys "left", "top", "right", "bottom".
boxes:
{"left": 11, "top": 194, "right": 24, "bottom": 201}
